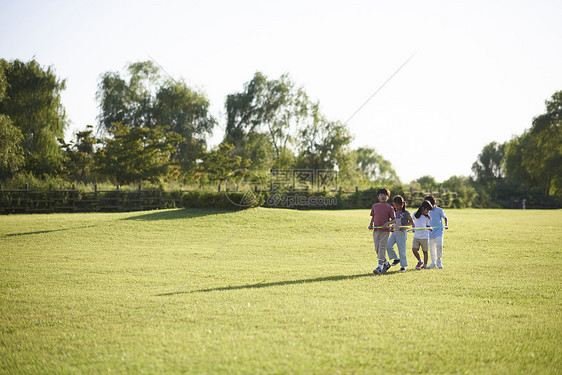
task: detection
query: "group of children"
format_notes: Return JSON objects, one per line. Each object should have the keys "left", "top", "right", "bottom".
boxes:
{"left": 368, "top": 188, "right": 448, "bottom": 274}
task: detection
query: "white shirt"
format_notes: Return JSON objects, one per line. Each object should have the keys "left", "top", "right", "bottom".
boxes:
{"left": 412, "top": 214, "right": 431, "bottom": 239}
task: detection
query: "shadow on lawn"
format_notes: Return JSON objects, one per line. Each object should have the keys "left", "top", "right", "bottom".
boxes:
{"left": 2, "top": 225, "right": 98, "bottom": 238}
{"left": 157, "top": 273, "right": 373, "bottom": 296}
{"left": 123, "top": 208, "right": 239, "bottom": 221}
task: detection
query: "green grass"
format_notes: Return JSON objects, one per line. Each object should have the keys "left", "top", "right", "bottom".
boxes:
{"left": 1, "top": 208, "right": 561, "bottom": 374}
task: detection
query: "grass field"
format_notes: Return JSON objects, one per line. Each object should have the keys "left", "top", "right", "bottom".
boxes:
{"left": 1, "top": 208, "right": 561, "bottom": 374}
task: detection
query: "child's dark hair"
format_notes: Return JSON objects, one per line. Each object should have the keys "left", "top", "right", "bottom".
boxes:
{"left": 414, "top": 200, "right": 433, "bottom": 219}
{"left": 377, "top": 188, "right": 390, "bottom": 197}
{"left": 424, "top": 195, "right": 436, "bottom": 206}
{"left": 393, "top": 195, "right": 406, "bottom": 212}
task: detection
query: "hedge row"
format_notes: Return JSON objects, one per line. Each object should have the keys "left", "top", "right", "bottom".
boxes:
{"left": 0, "top": 189, "right": 183, "bottom": 213}
{"left": 1, "top": 188, "right": 460, "bottom": 214}
{"left": 181, "top": 191, "right": 264, "bottom": 209}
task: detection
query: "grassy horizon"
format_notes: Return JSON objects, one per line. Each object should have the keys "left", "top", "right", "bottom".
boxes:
{"left": 1, "top": 208, "right": 561, "bottom": 374}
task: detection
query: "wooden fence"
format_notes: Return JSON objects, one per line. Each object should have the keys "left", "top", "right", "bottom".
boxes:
{"left": 0, "top": 184, "right": 458, "bottom": 214}
{"left": 0, "top": 185, "right": 182, "bottom": 214}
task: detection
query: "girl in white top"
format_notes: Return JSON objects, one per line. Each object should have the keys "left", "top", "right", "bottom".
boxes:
{"left": 411, "top": 200, "right": 434, "bottom": 269}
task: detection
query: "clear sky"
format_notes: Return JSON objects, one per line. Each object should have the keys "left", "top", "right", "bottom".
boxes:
{"left": 1, "top": 0, "right": 561, "bottom": 182}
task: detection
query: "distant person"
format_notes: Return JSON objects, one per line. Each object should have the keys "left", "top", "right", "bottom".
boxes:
{"left": 386, "top": 195, "right": 414, "bottom": 273}
{"left": 411, "top": 200, "right": 434, "bottom": 269}
{"left": 424, "top": 195, "right": 449, "bottom": 269}
{"left": 368, "top": 188, "right": 396, "bottom": 275}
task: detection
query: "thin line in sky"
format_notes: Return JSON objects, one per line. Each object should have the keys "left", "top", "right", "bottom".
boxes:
{"left": 343, "top": 52, "right": 417, "bottom": 125}
{"left": 147, "top": 53, "right": 179, "bottom": 85}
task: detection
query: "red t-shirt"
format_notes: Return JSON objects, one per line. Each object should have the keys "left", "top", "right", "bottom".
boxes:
{"left": 370, "top": 203, "right": 395, "bottom": 231}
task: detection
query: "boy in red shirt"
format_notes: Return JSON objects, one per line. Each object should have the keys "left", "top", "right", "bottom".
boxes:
{"left": 368, "top": 188, "right": 396, "bottom": 275}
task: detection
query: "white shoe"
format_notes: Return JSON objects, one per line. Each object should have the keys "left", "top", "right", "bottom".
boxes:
{"left": 427, "top": 263, "right": 436, "bottom": 269}
{"left": 436, "top": 260, "right": 443, "bottom": 269}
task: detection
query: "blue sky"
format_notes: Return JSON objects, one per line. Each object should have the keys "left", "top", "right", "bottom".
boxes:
{"left": 1, "top": 0, "right": 561, "bottom": 182}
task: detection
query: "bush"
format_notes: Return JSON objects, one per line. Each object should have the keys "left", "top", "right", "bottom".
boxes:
{"left": 1, "top": 171, "right": 71, "bottom": 190}
{"left": 181, "top": 190, "right": 264, "bottom": 209}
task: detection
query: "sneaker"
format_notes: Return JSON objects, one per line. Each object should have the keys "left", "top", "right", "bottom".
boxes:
{"left": 382, "top": 262, "right": 391, "bottom": 274}
{"left": 437, "top": 260, "right": 443, "bottom": 269}
{"left": 391, "top": 259, "right": 400, "bottom": 266}
{"left": 427, "top": 263, "right": 436, "bottom": 269}
{"left": 421, "top": 264, "right": 427, "bottom": 269}
{"left": 415, "top": 261, "right": 423, "bottom": 270}
{"left": 399, "top": 267, "right": 406, "bottom": 273}
{"left": 373, "top": 267, "right": 383, "bottom": 275}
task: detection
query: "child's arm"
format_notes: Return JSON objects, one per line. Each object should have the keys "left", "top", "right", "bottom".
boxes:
{"left": 384, "top": 207, "right": 396, "bottom": 228}
{"left": 427, "top": 217, "right": 433, "bottom": 231}
{"left": 368, "top": 205, "right": 373, "bottom": 229}
{"left": 406, "top": 213, "right": 414, "bottom": 228}
{"left": 368, "top": 209, "right": 375, "bottom": 229}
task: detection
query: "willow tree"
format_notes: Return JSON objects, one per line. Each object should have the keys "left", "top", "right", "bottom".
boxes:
{"left": 225, "top": 72, "right": 314, "bottom": 169}
{"left": 354, "top": 146, "right": 399, "bottom": 183}
{"left": 96, "top": 61, "right": 216, "bottom": 173}
{"left": 296, "top": 116, "right": 353, "bottom": 171}
{"left": 0, "top": 59, "right": 67, "bottom": 175}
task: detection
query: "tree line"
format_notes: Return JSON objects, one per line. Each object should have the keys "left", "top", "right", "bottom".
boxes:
{"left": 0, "top": 59, "right": 398, "bottom": 187}
{"left": 471, "top": 91, "right": 561, "bottom": 207}
{"left": 0, "top": 58, "right": 560, "bottom": 208}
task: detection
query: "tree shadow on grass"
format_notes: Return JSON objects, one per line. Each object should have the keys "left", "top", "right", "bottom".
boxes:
{"left": 156, "top": 273, "right": 373, "bottom": 296}
{"left": 123, "top": 208, "right": 240, "bottom": 221}
{"left": 2, "top": 225, "right": 98, "bottom": 238}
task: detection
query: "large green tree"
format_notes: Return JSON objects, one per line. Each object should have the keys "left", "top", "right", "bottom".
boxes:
{"left": 202, "top": 142, "right": 251, "bottom": 189}
{"left": 415, "top": 175, "right": 438, "bottom": 190}
{"left": 296, "top": 117, "right": 353, "bottom": 171}
{"left": 153, "top": 80, "right": 215, "bottom": 171}
{"left": 504, "top": 91, "right": 562, "bottom": 197}
{"left": 0, "top": 114, "right": 24, "bottom": 179}
{"left": 0, "top": 66, "right": 24, "bottom": 179}
{"left": 94, "top": 122, "right": 182, "bottom": 184}
{"left": 0, "top": 59, "right": 67, "bottom": 175}
{"left": 225, "top": 72, "right": 314, "bottom": 169}
{"left": 96, "top": 61, "right": 215, "bottom": 172}
{"left": 353, "top": 146, "right": 399, "bottom": 183}
{"left": 472, "top": 141, "right": 505, "bottom": 184}
{"left": 96, "top": 61, "right": 160, "bottom": 131}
